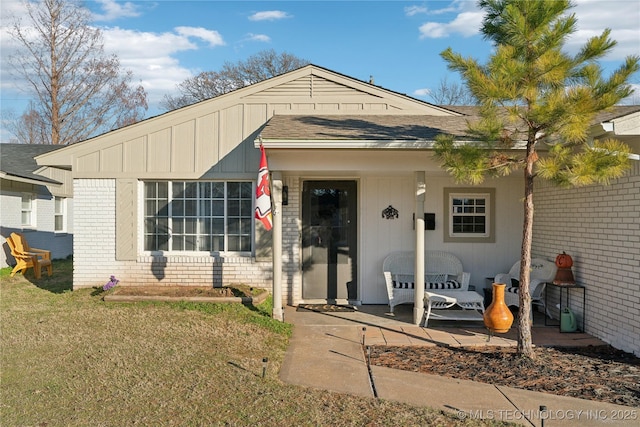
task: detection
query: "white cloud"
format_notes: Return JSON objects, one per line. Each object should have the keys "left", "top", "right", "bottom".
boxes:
{"left": 413, "top": 88, "right": 431, "bottom": 97}
{"left": 175, "top": 26, "right": 225, "bottom": 47}
{"left": 92, "top": 0, "right": 141, "bottom": 21}
{"left": 100, "top": 27, "right": 210, "bottom": 106}
{"left": 419, "top": 10, "right": 482, "bottom": 39}
{"left": 245, "top": 33, "right": 271, "bottom": 43}
{"left": 417, "top": 0, "right": 640, "bottom": 59}
{"left": 404, "top": 5, "right": 427, "bottom": 17}
{"left": 249, "top": 11, "right": 291, "bottom": 21}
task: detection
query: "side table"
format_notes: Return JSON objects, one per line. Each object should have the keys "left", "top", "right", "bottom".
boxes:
{"left": 545, "top": 282, "right": 586, "bottom": 332}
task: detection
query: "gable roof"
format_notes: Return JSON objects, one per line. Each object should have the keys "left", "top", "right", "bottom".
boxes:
{"left": 0, "top": 144, "right": 63, "bottom": 185}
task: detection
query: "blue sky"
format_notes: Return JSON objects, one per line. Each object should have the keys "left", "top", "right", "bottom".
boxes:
{"left": 1, "top": 0, "right": 639, "bottom": 142}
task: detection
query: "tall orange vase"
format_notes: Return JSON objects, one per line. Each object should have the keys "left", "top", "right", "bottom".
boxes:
{"left": 483, "top": 283, "right": 514, "bottom": 333}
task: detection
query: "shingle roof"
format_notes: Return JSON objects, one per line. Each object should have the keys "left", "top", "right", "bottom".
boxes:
{"left": 259, "top": 106, "right": 640, "bottom": 142}
{"left": 259, "top": 115, "right": 472, "bottom": 141}
{"left": 0, "top": 144, "right": 64, "bottom": 184}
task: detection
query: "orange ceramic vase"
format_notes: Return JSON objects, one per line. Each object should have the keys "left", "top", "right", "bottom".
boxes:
{"left": 483, "top": 283, "right": 514, "bottom": 333}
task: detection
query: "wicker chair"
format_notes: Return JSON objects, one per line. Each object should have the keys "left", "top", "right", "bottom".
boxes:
{"left": 494, "top": 258, "right": 556, "bottom": 318}
{"left": 383, "top": 251, "right": 470, "bottom": 313}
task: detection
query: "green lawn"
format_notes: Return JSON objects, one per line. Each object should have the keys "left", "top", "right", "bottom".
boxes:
{"left": 1, "top": 259, "right": 507, "bottom": 426}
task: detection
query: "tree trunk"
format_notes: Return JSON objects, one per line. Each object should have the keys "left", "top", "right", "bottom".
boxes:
{"left": 517, "top": 142, "right": 536, "bottom": 359}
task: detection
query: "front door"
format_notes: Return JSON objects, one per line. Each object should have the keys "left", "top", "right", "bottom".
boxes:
{"left": 301, "top": 181, "right": 357, "bottom": 301}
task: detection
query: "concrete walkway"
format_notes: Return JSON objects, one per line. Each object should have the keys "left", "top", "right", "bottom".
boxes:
{"left": 279, "top": 304, "right": 637, "bottom": 427}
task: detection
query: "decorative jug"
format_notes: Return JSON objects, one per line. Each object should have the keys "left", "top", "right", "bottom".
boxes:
{"left": 483, "top": 283, "right": 514, "bottom": 333}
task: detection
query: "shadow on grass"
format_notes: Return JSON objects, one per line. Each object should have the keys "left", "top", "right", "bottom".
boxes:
{"left": 2, "top": 257, "right": 74, "bottom": 294}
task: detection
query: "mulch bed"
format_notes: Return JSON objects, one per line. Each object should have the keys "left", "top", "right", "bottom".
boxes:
{"left": 110, "top": 285, "right": 262, "bottom": 298}
{"left": 369, "top": 345, "right": 640, "bottom": 407}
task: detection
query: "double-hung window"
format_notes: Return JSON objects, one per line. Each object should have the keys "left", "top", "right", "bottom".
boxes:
{"left": 21, "top": 194, "right": 34, "bottom": 227}
{"left": 54, "top": 197, "right": 66, "bottom": 232}
{"left": 443, "top": 188, "right": 495, "bottom": 243}
{"left": 144, "top": 181, "right": 253, "bottom": 253}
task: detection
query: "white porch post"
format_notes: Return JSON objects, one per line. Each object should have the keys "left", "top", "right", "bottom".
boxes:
{"left": 413, "top": 171, "right": 426, "bottom": 325}
{"left": 271, "top": 172, "right": 284, "bottom": 321}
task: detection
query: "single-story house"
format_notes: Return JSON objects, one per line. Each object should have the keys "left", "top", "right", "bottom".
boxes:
{"left": 1, "top": 144, "right": 74, "bottom": 268}
{"left": 34, "top": 65, "right": 640, "bottom": 356}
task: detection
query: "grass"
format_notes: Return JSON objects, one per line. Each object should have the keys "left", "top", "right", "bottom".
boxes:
{"left": 1, "top": 259, "right": 508, "bottom": 426}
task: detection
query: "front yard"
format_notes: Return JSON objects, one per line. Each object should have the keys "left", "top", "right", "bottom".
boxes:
{"left": 0, "top": 259, "right": 500, "bottom": 426}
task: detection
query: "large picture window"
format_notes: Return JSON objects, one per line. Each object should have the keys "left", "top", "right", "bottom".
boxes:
{"left": 443, "top": 188, "right": 495, "bottom": 243}
{"left": 144, "top": 181, "right": 253, "bottom": 253}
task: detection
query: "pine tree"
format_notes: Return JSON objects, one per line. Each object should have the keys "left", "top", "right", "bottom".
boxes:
{"left": 434, "top": 0, "right": 638, "bottom": 358}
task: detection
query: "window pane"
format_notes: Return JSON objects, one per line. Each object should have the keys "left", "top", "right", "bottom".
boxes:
{"left": 185, "top": 200, "right": 197, "bottom": 216}
{"left": 212, "top": 236, "right": 224, "bottom": 252}
{"left": 184, "top": 235, "right": 197, "bottom": 251}
{"left": 227, "top": 182, "right": 240, "bottom": 198}
{"left": 212, "top": 218, "right": 224, "bottom": 234}
{"left": 228, "top": 218, "right": 240, "bottom": 235}
{"left": 173, "top": 200, "right": 184, "bottom": 216}
{"left": 185, "top": 182, "right": 197, "bottom": 198}
{"left": 185, "top": 218, "right": 197, "bottom": 234}
{"left": 240, "top": 182, "right": 252, "bottom": 198}
{"left": 55, "top": 216, "right": 63, "bottom": 231}
{"left": 228, "top": 236, "right": 240, "bottom": 251}
{"left": 157, "top": 182, "right": 168, "bottom": 198}
{"left": 212, "top": 182, "right": 224, "bottom": 198}
{"left": 228, "top": 200, "right": 239, "bottom": 216}
{"left": 212, "top": 201, "right": 224, "bottom": 216}
{"left": 240, "top": 200, "right": 252, "bottom": 216}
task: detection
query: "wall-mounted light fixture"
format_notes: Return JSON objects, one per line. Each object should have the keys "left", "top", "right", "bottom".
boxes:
{"left": 282, "top": 185, "right": 289, "bottom": 205}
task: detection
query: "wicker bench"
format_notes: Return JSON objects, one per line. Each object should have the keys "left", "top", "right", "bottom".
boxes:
{"left": 382, "top": 251, "right": 471, "bottom": 313}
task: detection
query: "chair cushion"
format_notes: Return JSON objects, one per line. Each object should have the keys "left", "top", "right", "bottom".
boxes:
{"left": 506, "top": 287, "right": 520, "bottom": 294}
{"left": 392, "top": 280, "right": 462, "bottom": 290}
{"left": 511, "top": 278, "right": 520, "bottom": 287}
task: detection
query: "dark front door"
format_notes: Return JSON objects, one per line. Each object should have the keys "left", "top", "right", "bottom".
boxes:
{"left": 302, "top": 181, "right": 357, "bottom": 301}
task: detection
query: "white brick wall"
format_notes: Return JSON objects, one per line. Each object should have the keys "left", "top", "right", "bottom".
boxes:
{"left": 73, "top": 179, "right": 271, "bottom": 290}
{"left": 533, "top": 162, "right": 640, "bottom": 356}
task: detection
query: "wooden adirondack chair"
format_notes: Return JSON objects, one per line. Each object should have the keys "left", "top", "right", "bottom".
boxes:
{"left": 6, "top": 233, "right": 53, "bottom": 279}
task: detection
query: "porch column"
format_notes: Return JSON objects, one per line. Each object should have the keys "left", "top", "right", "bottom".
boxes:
{"left": 413, "top": 171, "right": 426, "bottom": 325}
{"left": 271, "top": 172, "right": 284, "bottom": 321}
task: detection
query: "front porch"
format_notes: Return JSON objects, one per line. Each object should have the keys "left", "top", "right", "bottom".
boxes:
{"left": 285, "top": 304, "right": 606, "bottom": 348}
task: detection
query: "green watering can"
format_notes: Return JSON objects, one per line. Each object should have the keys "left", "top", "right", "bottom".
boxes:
{"left": 560, "top": 307, "right": 577, "bottom": 332}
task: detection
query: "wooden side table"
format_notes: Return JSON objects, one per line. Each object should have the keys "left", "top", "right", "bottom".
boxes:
{"left": 545, "top": 282, "right": 586, "bottom": 332}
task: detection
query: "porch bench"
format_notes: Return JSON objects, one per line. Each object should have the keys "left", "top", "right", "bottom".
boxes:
{"left": 382, "top": 251, "right": 471, "bottom": 313}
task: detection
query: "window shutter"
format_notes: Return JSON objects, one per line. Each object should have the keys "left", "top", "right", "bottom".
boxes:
{"left": 116, "top": 179, "right": 137, "bottom": 260}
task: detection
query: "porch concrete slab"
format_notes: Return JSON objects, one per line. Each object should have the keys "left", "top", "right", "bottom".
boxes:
{"left": 400, "top": 326, "right": 435, "bottom": 346}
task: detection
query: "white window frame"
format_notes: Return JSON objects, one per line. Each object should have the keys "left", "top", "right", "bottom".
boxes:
{"left": 143, "top": 180, "right": 254, "bottom": 254}
{"left": 21, "top": 193, "right": 34, "bottom": 227}
{"left": 443, "top": 188, "right": 495, "bottom": 243}
{"left": 54, "top": 196, "right": 66, "bottom": 232}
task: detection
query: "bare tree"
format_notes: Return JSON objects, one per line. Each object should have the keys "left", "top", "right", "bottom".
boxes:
{"left": 428, "top": 76, "right": 478, "bottom": 105}
{"left": 162, "top": 49, "right": 309, "bottom": 110}
{"left": 7, "top": 0, "right": 147, "bottom": 145}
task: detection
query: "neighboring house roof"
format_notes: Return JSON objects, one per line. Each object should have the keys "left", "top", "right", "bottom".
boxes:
{"left": 0, "top": 144, "right": 63, "bottom": 185}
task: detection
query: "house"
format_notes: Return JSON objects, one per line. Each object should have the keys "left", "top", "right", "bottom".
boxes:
{"left": 1, "top": 144, "right": 74, "bottom": 268}
{"left": 34, "top": 65, "right": 640, "bottom": 356}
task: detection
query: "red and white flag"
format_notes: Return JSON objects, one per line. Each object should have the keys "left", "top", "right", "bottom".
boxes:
{"left": 255, "top": 144, "right": 273, "bottom": 231}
